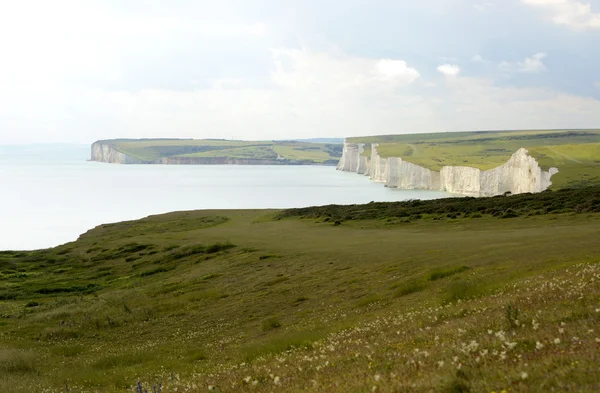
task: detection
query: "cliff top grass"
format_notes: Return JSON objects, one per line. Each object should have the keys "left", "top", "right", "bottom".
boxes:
{"left": 348, "top": 130, "right": 600, "bottom": 188}
{"left": 95, "top": 138, "right": 342, "bottom": 164}
{"left": 1, "top": 188, "right": 600, "bottom": 392}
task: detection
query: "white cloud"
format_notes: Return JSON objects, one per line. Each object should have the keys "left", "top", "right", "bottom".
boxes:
{"left": 374, "top": 59, "right": 421, "bottom": 84}
{"left": 437, "top": 64, "right": 461, "bottom": 76}
{"left": 471, "top": 54, "right": 490, "bottom": 64}
{"left": 523, "top": 0, "right": 600, "bottom": 30}
{"left": 499, "top": 53, "right": 548, "bottom": 73}
{"left": 4, "top": 48, "right": 598, "bottom": 145}
{"left": 474, "top": 1, "right": 492, "bottom": 12}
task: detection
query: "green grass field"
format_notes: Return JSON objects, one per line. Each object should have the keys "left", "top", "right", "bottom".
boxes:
{"left": 348, "top": 130, "right": 600, "bottom": 188}
{"left": 1, "top": 189, "right": 600, "bottom": 392}
{"left": 96, "top": 139, "right": 342, "bottom": 165}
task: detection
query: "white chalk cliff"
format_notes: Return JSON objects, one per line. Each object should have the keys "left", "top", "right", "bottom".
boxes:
{"left": 91, "top": 142, "right": 144, "bottom": 164}
{"left": 337, "top": 141, "right": 558, "bottom": 196}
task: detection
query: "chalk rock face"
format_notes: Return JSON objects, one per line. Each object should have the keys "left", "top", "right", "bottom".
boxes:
{"left": 477, "top": 148, "right": 558, "bottom": 196}
{"left": 440, "top": 166, "right": 481, "bottom": 196}
{"left": 91, "top": 142, "right": 143, "bottom": 164}
{"left": 337, "top": 141, "right": 558, "bottom": 197}
{"left": 388, "top": 157, "right": 441, "bottom": 191}
{"left": 369, "top": 144, "right": 389, "bottom": 183}
{"left": 337, "top": 142, "right": 369, "bottom": 172}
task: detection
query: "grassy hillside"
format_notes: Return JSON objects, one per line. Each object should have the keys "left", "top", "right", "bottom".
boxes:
{"left": 348, "top": 130, "right": 600, "bottom": 188}
{"left": 1, "top": 189, "right": 600, "bottom": 392}
{"left": 97, "top": 139, "right": 342, "bottom": 165}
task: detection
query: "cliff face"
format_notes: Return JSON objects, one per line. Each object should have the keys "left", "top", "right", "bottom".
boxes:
{"left": 91, "top": 142, "right": 144, "bottom": 164}
{"left": 337, "top": 140, "right": 558, "bottom": 196}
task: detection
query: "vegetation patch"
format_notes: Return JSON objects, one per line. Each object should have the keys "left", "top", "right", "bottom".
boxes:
{"left": 242, "top": 329, "right": 327, "bottom": 362}
{"left": 278, "top": 187, "right": 600, "bottom": 222}
{"left": 393, "top": 279, "right": 427, "bottom": 297}
{"left": 0, "top": 192, "right": 599, "bottom": 392}
{"left": 428, "top": 266, "right": 471, "bottom": 281}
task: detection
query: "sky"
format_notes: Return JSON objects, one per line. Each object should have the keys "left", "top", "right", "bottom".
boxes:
{"left": 1, "top": 0, "right": 600, "bottom": 144}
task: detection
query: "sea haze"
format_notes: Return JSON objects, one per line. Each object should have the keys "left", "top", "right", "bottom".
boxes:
{"left": 1, "top": 144, "right": 453, "bottom": 250}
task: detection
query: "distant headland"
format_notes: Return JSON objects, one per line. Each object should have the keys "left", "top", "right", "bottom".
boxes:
{"left": 90, "top": 138, "right": 343, "bottom": 166}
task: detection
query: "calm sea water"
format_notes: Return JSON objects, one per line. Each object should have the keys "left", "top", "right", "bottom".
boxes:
{"left": 0, "top": 144, "right": 452, "bottom": 250}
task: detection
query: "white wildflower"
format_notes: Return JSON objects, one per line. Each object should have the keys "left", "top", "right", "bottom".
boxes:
{"left": 521, "top": 372, "right": 528, "bottom": 380}
{"left": 505, "top": 341, "right": 517, "bottom": 350}
{"left": 374, "top": 375, "right": 381, "bottom": 382}
{"left": 437, "top": 360, "right": 445, "bottom": 368}
{"left": 536, "top": 341, "right": 544, "bottom": 350}
{"left": 273, "top": 376, "right": 281, "bottom": 385}
{"left": 554, "top": 338, "right": 561, "bottom": 344}
{"left": 243, "top": 376, "right": 251, "bottom": 383}
{"left": 559, "top": 328, "right": 565, "bottom": 334}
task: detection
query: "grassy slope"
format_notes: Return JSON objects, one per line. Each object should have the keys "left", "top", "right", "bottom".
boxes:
{"left": 100, "top": 139, "right": 342, "bottom": 164}
{"left": 347, "top": 130, "right": 600, "bottom": 188}
{"left": 1, "top": 190, "right": 600, "bottom": 392}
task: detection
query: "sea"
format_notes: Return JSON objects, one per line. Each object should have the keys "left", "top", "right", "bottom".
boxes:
{"left": 0, "top": 144, "right": 453, "bottom": 250}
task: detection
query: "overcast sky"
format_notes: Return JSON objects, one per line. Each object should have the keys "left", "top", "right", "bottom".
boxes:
{"left": 1, "top": 0, "right": 600, "bottom": 144}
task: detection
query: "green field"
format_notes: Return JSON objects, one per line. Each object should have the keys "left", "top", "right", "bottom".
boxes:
{"left": 1, "top": 189, "right": 600, "bottom": 392}
{"left": 97, "top": 139, "right": 343, "bottom": 165}
{"left": 348, "top": 130, "right": 600, "bottom": 188}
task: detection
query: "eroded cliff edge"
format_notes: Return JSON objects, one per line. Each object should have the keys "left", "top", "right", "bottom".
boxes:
{"left": 337, "top": 141, "right": 558, "bottom": 196}
{"left": 91, "top": 142, "right": 144, "bottom": 164}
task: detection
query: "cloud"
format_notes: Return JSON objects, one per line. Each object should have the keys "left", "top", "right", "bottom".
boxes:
{"left": 474, "top": 1, "right": 492, "bottom": 12}
{"left": 6, "top": 47, "right": 599, "bottom": 145}
{"left": 437, "top": 64, "right": 461, "bottom": 76}
{"left": 523, "top": 0, "right": 600, "bottom": 30}
{"left": 500, "top": 53, "right": 548, "bottom": 73}
{"left": 1, "top": 2, "right": 600, "bottom": 144}
{"left": 471, "top": 54, "right": 490, "bottom": 64}
{"left": 374, "top": 59, "right": 421, "bottom": 84}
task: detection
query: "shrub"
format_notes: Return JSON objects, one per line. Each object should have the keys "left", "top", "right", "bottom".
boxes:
{"left": 262, "top": 317, "right": 282, "bottom": 331}
{"left": 428, "top": 266, "right": 470, "bottom": 281}
{"left": 393, "top": 279, "right": 426, "bottom": 297}
{"left": 242, "top": 329, "right": 325, "bottom": 362}
{"left": 205, "top": 242, "right": 235, "bottom": 254}
{"left": 444, "top": 280, "right": 483, "bottom": 303}
{"left": 0, "top": 349, "right": 37, "bottom": 374}
{"left": 356, "top": 294, "right": 382, "bottom": 307}
{"left": 140, "top": 267, "right": 174, "bottom": 277}
{"left": 505, "top": 304, "right": 520, "bottom": 328}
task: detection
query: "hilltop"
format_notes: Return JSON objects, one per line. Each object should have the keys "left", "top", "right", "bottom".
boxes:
{"left": 1, "top": 188, "right": 600, "bottom": 392}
